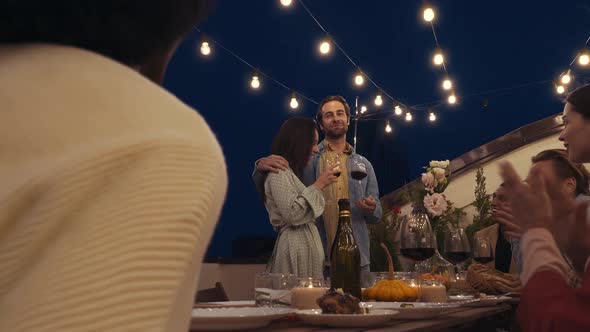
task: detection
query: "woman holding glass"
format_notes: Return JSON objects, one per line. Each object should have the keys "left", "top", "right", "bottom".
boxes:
{"left": 262, "top": 117, "right": 338, "bottom": 278}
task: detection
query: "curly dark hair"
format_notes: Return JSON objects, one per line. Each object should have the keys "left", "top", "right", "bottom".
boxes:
{"left": 0, "top": 0, "right": 214, "bottom": 67}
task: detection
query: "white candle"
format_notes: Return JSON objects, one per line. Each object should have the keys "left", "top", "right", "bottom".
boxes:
{"left": 290, "top": 286, "right": 328, "bottom": 309}
{"left": 420, "top": 285, "right": 447, "bottom": 303}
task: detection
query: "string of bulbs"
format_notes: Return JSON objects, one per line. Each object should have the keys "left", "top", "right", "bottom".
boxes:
{"left": 554, "top": 35, "right": 590, "bottom": 95}
{"left": 196, "top": 28, "right": 319, "bottom": 110}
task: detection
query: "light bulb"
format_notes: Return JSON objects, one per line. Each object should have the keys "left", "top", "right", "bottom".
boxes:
{"left": 250, "top": 75, "right": 260, "bottom": 89}
{"left": 405, "top": 112, "right": 413, "bottom": 122}
{"left": 433, "top": 52, "right": 444, "bottom": 66}
{"left": 290, "top": 97, "right": 299, "bottom": 109}
{"left": 561, "top": 72, "right": 571, "bottom": 85}
{"left": 429, "top": 112, "right": 437, "bottom": 122}
{"left": 374, "top": 94, "right": 383, "bottom": 106}
{"left": 354, "top": 73, "right": 364, "bottom": 86}
{"left": 579, "top": 54, "right": 590, "bottom": 66}
{"left": 394, "top": 105, "right": 403, "bottom": 115}
{"left": 360, "top": 105, "right": 367, "bottom": 114}
{"left": 556, "top": 85, "right": 565, "bottom": 94}
{"left": 319, "top": 40, "right": 331, "bottom": 55}
{"left": 442, "top": 79, "right": 452, "bottom": 90}
{"left": 423, "top": 8, "right": 435, "bottom": 22}
{"left": 385, "top": 122, "right": 392, "bottom": 133}
{"left": 280, "top": 0, "right": 292, "bottom": 7}
{"left": 200, "top": 41, "right": 211, "bottom": 56}
{"left": 448, "top": 94, "right": 457, "bottom": 104}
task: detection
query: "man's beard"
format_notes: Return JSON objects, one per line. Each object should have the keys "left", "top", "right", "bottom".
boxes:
{"left": 323, "top": 123, "right": 348, "bottom": 139}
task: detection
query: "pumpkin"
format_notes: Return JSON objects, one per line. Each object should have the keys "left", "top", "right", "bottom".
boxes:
{"left": 362, "top": 243, "right": 420, "bottom": 302}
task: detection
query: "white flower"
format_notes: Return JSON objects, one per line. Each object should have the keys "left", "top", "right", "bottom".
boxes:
{"left": 429, "top": 160, "right": 439, "bottom": 168}
{"left": 423, "top": 193, "right": 448, "bottom": 216}
{"left": 442, "top": 160, "right": 450, "bottom": 169}
{"left": 421, "top": 172, "right": 436, "bottom": 191}
{"left": 433, "top": 167, "right": 446, "bottom": 180}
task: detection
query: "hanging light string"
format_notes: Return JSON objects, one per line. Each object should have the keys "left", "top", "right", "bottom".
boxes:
{"left": 555, "top": 34, "right": 590, "bottom": 94}
{"left": 194, "top": 28, "right": 318, "bottom": 105}
{"left": 429, "top": 22, "right": 448, "bottom": 73}
{"left": 297, "top": 0, "right": 413, "bottom": 111}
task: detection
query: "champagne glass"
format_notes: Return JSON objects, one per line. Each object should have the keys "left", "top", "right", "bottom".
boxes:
{"left": 472, "top": 236, "right": 494, "bottom": 265}
{"left": 400, "top": 213, "right": 435, "bottom": 276}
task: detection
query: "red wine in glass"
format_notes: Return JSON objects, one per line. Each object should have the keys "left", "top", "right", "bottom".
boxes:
{"left": 473, "top": 256, "right": 493, "bottom": 264}
{"left": 444, "top": 251, "right": 471, "bottom": 265}
{"left": 400, "top": 248, "right": 435, "bottom": 262}
{"left": 350, "top": 170, "right": 367, "bottom": 180}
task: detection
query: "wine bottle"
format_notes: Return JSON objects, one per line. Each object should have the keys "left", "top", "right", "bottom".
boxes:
{"left": 330, "top": 199, "right": 362, "bottom": 299}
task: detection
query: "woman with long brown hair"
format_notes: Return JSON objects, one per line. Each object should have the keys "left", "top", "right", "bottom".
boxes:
{"left": 263, "top": 117, "right": 338, "bottom": 278}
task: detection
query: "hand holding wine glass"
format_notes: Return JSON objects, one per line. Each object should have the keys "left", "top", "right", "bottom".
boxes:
{"left": 312, "top": 166, "right": 339, "bottom": 190}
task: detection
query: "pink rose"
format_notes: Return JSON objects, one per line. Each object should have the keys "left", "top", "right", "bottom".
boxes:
{"left": 423, "top": 193, "right": 447, "bottom": 216}
{"left": 421, "top": 172, "right": 436, "bottom": 192}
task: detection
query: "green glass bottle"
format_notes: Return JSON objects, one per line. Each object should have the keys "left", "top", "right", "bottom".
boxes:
{"left": 330, "top": 198, "right": 362, "bottom": 299}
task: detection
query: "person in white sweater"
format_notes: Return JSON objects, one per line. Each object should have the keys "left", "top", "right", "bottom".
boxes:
{"left": 0, "top": 1, "right": 227, "bottom": 332}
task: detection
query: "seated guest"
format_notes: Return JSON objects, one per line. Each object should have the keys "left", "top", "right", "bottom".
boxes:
{"left": 495, "top": 149, "right": 590, "bottom": 286}
{"left": 474, "top": 184, "right": 519, "bottom": 274}
{"left": 263, "top": 117, "right": 338, "bottom": 278}
{"left": 500, "top": 83, "right": 590, "bottom": 332}
{"left": 0, "top": 2, "right": 226, "bottom": 332}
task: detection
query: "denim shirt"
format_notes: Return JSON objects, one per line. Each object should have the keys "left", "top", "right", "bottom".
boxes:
{"left": 252, "top": 143, "right": 383, "bottom": 267}
{"left": 302, "top": 142, "right": 382, "bottom": 267}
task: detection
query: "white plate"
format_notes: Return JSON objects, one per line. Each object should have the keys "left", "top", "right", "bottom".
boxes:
{"left": 194, "top": 300, "right": 255, "bottom": 308}
{"left": 297, "top": 309, "right": 398, "bottom": 327}
{"left": 367, "top": 302, "right": 466, "bottom": 320}
{"left": 191, "top": 307, "right": 294, "bottom": 331}
{"left": 451, "top": 295, "right": 511, "bottom": 307}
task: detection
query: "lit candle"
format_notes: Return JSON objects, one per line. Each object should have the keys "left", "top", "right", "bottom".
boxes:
{"left": 290, "top": 285, "right": 329, "bottom": 309}
{"left": 420, "top": 285, "right": 447, "bottom": 303}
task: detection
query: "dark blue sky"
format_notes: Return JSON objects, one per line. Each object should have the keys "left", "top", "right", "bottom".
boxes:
{"left": 164, "top": 0, "right": 590, "bottom": 258}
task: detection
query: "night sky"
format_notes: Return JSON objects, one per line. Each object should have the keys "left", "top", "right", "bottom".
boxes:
{"left": 163, "top": 0, "right": 590, "bottom": 258}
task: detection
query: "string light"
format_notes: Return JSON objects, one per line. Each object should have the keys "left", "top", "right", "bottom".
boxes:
{"left": 250, "top": 73, "right": 261, "bottom": 89}
{"left": 374, "top": 92, "right": 383, "bottom": 106}
{"left": 433, "top": 49, "right": 444, "bottom": 66}
{"left": 394, "top": 105, "right": 403, "bottom": 116}
{"left": 360, "top": 105, "right": 367, "bottom": 114}
{"left": 385, "top": 121, "right": 392, "bottom": 133}
{"left": 423, "top": 7, "right": 435, "bottom": 22}
{"left": 556, "top": 85, "right": 565, "bottom": 94}
{"left": 429, "top": 112, "right": 437, "bottom": 122}
{"left": 448, "top": 93, "right": 457, "bottom": 104}
{"left": 200, "top": 41, "right": 211, "bottom": 56}
{"left": 318, "top": 38, "right": 331, "bottom": 55}
{"left": 289, "top": 93, "right": 299, "bottom": 109}
{"left": 560, "top": 70, "right": 572, "bottom": 85}
{"left": 280, "top": 0, "right": 292, "bottom": 7}
{"left": 442, "top": 78, "right": 453, "bottom": 90}
{"left": 405, "top": 112, "right": 413, "bottom": 122}
{"left": 354, "top": 71, "right": 365, "bottom": 86}
{"left": 579, "top": 51, "right": 590, "bottom": 66}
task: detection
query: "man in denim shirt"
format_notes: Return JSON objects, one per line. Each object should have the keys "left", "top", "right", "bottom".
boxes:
{"left": 253, "top": 96, "right": 382, "bottom": 284}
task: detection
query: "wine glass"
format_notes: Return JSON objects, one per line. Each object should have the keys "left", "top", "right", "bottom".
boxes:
{"left": 472, "top": 236, "right": 494, "bottom": 265}
{"left": 350, "top": 159, "right": 367, "bottom": 193}
{"left": 443, "top": 227, "right": 471, "bottom": 268}
{"left": 400, "top": 213, "right": 435, "bottom": 276}
{"left": 324, "top": 154, "right": 340, "bottom": 204}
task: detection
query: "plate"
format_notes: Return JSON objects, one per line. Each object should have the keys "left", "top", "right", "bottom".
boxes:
{"left": 366, "top": 302, "right": 466, "bottom": 320}
{"left": 191, "top": 307, "right": 294, "bottom": 331}
{"left": 194, "top": 300, "right": 255, "bottom": 308}
{"left": 296, "top": 309, "right": 398, "bottom": 327}
{"left": 460, "top": 295, "right": 511, "bottom": 307}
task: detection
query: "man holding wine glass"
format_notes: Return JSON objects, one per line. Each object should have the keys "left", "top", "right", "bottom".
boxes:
{"left": 253, "top": 95, "right": 382, "bottom": 285}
